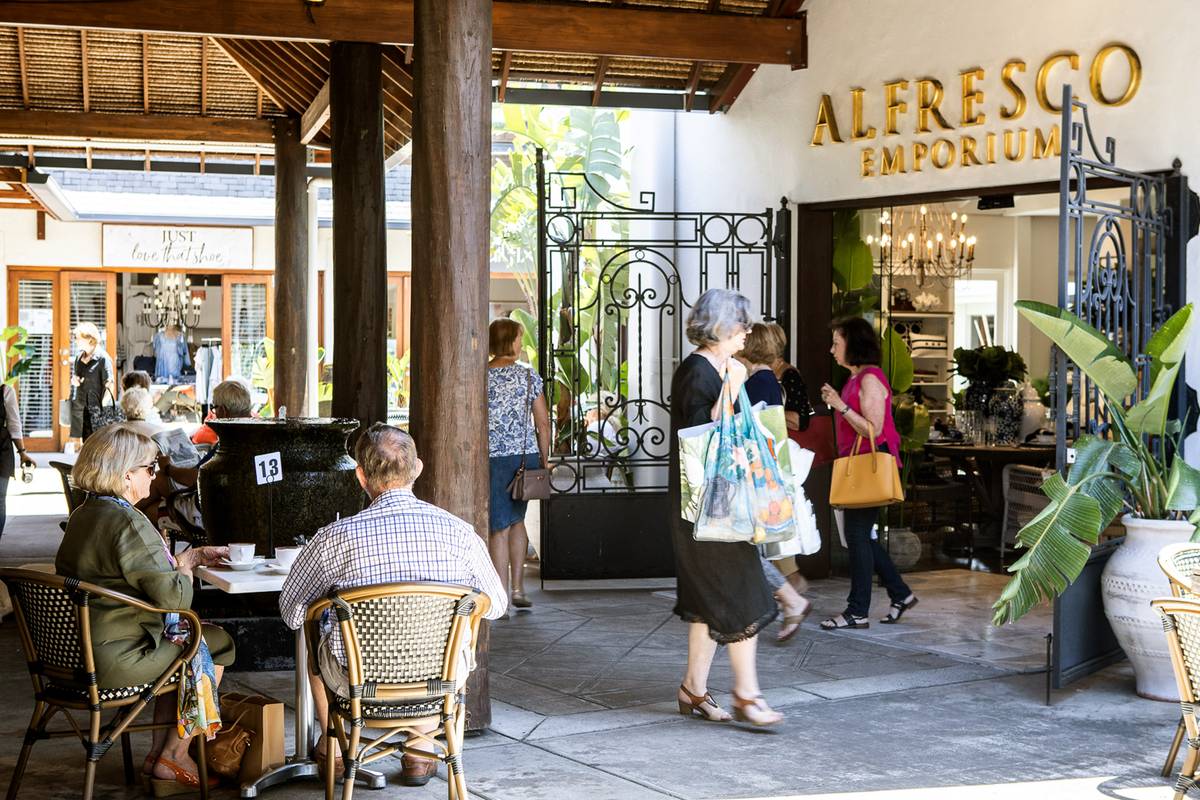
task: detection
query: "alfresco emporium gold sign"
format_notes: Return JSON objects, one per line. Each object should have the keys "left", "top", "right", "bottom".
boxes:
{"left": 809, "top": 44, "right": 1141, "bottom": 179}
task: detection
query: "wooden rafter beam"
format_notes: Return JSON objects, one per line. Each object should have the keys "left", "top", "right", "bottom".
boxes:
{"left": 80, "top": 30, "right": 90, "bottom": 111}
{"left": 300, "top": 79, "right": 330, "bottom": 144}
{"left": 16, "top": 28, "right": 29, "bottom": 109}
{"left": 683, "top": 61, "right": 703, "bottom": 112}
{"left": 0, "top": 109, "right": 276, "bottom": 144}
{"left": 0, "top": 1, "right": 806, "bottom": 66}
{"left": 200, "top": 36, "right": 208, "bottom": 114}
{"left": 211, "top": 39, "right": 290, "bottom": 112}
{"left": 497, "top": 50, "right": 512, "bottom": 103}
{"left": 592, "top": 57, "right": 609, "bottom": 106}
{"left": 141, "top": 33, "right": 150, "bottom": 113}
{"left": 708, "top": 0, "right": 805, "bottom": 113}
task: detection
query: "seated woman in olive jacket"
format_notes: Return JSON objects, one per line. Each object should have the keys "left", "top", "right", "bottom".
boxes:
{"left": 56, "top": 424, "right": 233, "bottom": 794}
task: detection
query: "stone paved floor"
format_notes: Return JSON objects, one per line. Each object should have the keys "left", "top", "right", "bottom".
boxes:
{"left": 0, "top": 467, "right": 1182, "bottom": 798}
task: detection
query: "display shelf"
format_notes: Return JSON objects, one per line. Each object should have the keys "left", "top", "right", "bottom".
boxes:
{"left": 889, "top": 310, "right": 954, "bottom": 319}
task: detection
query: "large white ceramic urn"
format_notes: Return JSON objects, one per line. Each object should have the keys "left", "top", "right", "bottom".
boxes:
{"left": 1100, "top": 515, "right": 1196, "bottom": 700}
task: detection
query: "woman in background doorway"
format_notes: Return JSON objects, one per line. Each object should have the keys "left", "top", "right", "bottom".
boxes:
{"left": 487, "top": 319, "right": 551, "bottom": 611}
{"left": 68, "top": 321, "right": 115, "bottom": 446}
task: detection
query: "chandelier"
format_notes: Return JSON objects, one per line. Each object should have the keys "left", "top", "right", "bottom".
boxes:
{"left": 866, "top": 205, "right": 977, "bottom": 286}
{"left": 139, "top": 274, "right": 203, "bottom": 331}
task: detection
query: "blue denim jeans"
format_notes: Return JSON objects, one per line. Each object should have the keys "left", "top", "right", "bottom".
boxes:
{"left": 842, "top": 505, "right": 912, "bottom": 617}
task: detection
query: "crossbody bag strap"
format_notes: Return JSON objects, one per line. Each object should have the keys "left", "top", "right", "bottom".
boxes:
{"left": 515, "top": 368, "right": 534, "bottom": 478}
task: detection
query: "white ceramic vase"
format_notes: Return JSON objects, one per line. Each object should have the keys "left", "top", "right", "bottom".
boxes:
{"left": 1100, "top": 515, "right": 1196, "bottom": 700}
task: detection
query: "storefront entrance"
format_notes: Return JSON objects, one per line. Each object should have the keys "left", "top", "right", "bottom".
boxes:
{"left": 8, "top": 268, "right": 116, "bottom": 452}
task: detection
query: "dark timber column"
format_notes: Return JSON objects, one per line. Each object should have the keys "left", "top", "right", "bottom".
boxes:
{"left": 410, "top": 0, "right": 493, "bottom": 729}
{"left": 272, "top": 116, "right": 309, "bottom": 417}
{"left": 330, "top": 42, "right": 387, "bottom": 439}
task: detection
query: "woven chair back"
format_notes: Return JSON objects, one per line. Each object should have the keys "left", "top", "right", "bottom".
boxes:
{"left": 1159, "top": 544, "right": 1200, "bottom": 598}
{"left": 1155, "top": 598, "right": 1200, "bottom": 705}
{"left": 1, "top": 570, "right": 90, "bottom": 686}
{"left": 345, "top": 593, "right": 458, "bottom": 685}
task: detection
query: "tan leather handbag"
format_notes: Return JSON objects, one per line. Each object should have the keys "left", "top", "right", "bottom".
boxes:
{"left": 829, "top": 424, "right": 904, "bottom": 509}
{"left": 205, "top": 708, "right": 253, "bottom": 781}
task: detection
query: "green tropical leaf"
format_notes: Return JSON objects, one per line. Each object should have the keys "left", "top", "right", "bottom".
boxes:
{"left": 1167, "top": 457, "right": 1200, "bottom": 512}
{"left": 992, "top": 435, "right": 1130, "bottom": 625}
{"left": 1015, "top": 300, "right": 1136, "bottom": 404}
{"left": 1146, "top": 304, "right": 1194, "bottom": 382}
{"left": 832, "top": 239, "right": 874, "bottom": 292}
{"left": 880, "top": 326, "right": 913, "bottom": 393}
{"left": 1126, "top": 360, "right": 1182, "bottom": 436}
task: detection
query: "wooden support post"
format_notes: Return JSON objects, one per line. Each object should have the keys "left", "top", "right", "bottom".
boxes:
{"left": 410, "top": 0, "right": 493, "bottom": 730}
{"left": 329, "top": 42, "right": 387, "bottom": 441}
{"left": 273, "top": 115, "right": 310, "bottom": 417}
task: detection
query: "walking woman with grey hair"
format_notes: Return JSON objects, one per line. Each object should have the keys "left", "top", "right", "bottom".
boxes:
{"left": 668, "top": 288, "right": 782, "bottom": 727}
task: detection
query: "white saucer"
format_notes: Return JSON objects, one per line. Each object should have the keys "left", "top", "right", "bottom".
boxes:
{"left": 220, "top": 557, "right": 263, "bottom": 571}
{"left": 263, "top": 561, "right": 293, "bottom": 573}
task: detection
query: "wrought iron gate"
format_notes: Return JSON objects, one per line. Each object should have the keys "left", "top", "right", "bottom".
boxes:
{"left": 536, "top": 150, "right": 790, "bottom": 582}
{"left": 1051, "top": 84, "right": 1185, "bottom": 687}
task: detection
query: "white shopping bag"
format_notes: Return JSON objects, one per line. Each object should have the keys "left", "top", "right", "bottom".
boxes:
{"left": 760, "top": 439, "right": 820, "bottom": 558}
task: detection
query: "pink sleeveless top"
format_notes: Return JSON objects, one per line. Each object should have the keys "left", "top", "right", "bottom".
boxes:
{"left": 836, "top": 365, "right": 901, "bottom": 462}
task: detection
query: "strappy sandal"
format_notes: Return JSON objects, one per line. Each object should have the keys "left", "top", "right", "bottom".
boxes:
{"left": 880, "top": 595, "right": 918, "bottom": 625}
{"left": 776, "top": 598, "right": 813, "bottom": 643}
{"left": 731, "top": 692, "right": 783, "bottom": 727}
{"left": 677, "top": 684, "right": 732, "bottom": 722}
{"left": 819, "top": 612, "right": 869, "bottom": 630}
{"left": 150, "top": 757, "right": 219, "bottom": 797}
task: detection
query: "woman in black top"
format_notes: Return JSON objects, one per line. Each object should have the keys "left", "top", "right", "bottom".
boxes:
{"left": 669, "top": 289, "right": 781, "bottom": 728}
{"left": 765, "top": 322, "right": 815, "bottom": 431}
{"left": 69, "top": 321, "right": 115, "bottom": 444}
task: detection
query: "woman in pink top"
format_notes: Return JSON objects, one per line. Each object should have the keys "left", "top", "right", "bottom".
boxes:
{"left": 817, "top": 317, "right": 918, "bottom": 630}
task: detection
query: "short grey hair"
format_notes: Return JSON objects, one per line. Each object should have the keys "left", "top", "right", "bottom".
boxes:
{"left": 686, "top": 288, "right": 752, "bottom": 347}
{"left": 120, "top": 387, "right": 153, "bottom": 420}
{"left": 73, "top": 425, "right": 159, "bottom": 497}
{"left": 212, "top": 379, "right": 252, "bottom": 417}
{"left": 355, "top": 422, "right": 420, "bottom": 492}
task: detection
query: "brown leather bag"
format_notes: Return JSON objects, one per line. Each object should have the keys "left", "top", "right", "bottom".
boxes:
{"left": 507, "top": 368, "right": 551, "bottom": 501}
{"left": 205, "top": 709, "right": 253, "bottom": 781}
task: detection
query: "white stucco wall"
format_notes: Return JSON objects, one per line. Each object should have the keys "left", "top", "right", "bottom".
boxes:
{"left": 672, "top": 0, "right": 1200, "bottom": 459}
{"left": 676, "top": 0, "right": 1196, "bottom": 205}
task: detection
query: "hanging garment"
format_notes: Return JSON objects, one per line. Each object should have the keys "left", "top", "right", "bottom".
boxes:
{"left": 194, "top": 344, "right": 222, "bottom": 405}
{"left": 153, "top": 330, "right": 191, "bottom": 383}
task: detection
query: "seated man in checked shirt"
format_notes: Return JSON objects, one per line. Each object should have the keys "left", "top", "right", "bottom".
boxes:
{"left": 279, "top": 422, "right": 506, "bottom": 787}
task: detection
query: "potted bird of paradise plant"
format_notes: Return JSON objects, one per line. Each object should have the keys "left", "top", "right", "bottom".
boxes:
{"left": 993, "top": 300, "right": 1200, "bottom": 700}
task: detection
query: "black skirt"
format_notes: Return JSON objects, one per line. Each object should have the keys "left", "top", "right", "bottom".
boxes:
{"left": 668, "top": 353, "right": 776, "bottom": 643}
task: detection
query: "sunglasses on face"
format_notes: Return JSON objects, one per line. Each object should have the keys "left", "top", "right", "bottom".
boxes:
{"left": 136, "top": 462, "right": 158, "bottom": 477}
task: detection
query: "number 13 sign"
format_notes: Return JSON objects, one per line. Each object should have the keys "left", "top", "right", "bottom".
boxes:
{"left": 254, "top": 452, "right": 283, "bottom": 485}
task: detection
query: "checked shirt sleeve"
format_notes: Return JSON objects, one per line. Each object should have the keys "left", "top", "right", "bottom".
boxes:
{"left": 462, "top": 527, "right": 508, "bottom": 619}
{"left": 278, "top": 531, "right": 332, "bottom": 630}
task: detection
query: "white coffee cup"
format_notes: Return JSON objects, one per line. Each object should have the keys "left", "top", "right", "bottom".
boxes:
{"left": 228, "top": 543, "right": 256, "bottom": 564}
{"left": 274, "top": 546, "right": 303, "bottom": 568}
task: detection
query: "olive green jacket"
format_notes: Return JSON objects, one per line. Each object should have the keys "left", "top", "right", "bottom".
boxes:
{"left": 55, "top": 496, "right": 193, "bottom": 686}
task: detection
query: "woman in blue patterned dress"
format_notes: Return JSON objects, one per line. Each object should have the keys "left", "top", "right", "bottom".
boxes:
{"left": 487, "top": 319, "right": 551, "bottom": 610}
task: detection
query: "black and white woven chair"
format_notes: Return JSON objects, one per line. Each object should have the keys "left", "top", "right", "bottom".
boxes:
{"left": 1154, "top": 597, "right": 1200, "bottom": 800}
{"left": 305, "top": 582, "right": 491, "bottom": 800}
{"left": 1159, "top": 545, "right": 1200, "bottom": 778}
{"left": 0, "top": 567, "right": 208, "bottom": 800}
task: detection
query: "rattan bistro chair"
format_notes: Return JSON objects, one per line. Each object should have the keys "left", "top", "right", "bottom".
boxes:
{"left": 1152, "top": 597, "right": 1200, "bottom": 799}
{"left": 304, "top": 582, "right": 491, "bottom": 800}
{"left": 1159, "top": 544, "right": 1200, "bottom": 777}
{"left": 0, "top": 568, "right": 208, "bottom": 800}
